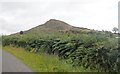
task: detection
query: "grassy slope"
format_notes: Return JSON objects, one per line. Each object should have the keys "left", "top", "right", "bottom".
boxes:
{"left": 3, "top": 46, "right": 95, "bottom": 72}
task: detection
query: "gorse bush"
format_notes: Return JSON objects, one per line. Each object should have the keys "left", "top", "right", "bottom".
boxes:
{"left": 2, "top": 32, "right": 119, "bottom": 72}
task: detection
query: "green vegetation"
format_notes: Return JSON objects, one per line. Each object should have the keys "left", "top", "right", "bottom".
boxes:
{"left": 2, "top": 19, "right": 120, "bottom": 72}
{"left": 3, "top": 46, "right": 94, "bottom": 72}
{"left": 2, "top": 32, "right": 119, "bottom": 72}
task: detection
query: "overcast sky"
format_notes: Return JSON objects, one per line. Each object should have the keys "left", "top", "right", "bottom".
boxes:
{"left": 0, "top": 0, "right": 119, "bottom": 35}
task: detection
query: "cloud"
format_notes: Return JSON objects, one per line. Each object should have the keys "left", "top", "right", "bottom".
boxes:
{"left": 0, "top": 0, "right": 119, "bottom": 35}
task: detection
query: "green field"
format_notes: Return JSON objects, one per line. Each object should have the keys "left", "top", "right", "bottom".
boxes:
{"left": 3, "top": 46, "right": 94, "bottom": 72}
{"left": 2, "top": 32, "right": 119, "bottom": 72}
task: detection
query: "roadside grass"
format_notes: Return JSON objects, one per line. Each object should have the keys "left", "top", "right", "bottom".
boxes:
{"left": 0, "top": 45, "right": 2, "bottom": 50}
{"left": 3, "top": 46, "right": 96, "bottom": 72}
{"left": 0, "top": 45, "right": 1, "bottom": 49}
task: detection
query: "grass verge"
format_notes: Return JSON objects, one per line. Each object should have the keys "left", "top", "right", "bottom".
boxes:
{"left": 3, "top": 45, "right": 95, "bottom": 72}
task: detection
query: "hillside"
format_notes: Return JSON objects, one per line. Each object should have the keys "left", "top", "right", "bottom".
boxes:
{"left": 23, "top": 19, "right": 91, "bottom": 34}
{"left": 3, "top": 19, "right": 119, "bottom": 72}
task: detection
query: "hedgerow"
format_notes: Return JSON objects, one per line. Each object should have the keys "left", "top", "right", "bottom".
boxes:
{"left": 2, "top": 32, "right": 119, "bottom": 72}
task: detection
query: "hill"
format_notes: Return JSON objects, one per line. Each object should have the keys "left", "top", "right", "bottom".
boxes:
{"left": 23, "top": 19, "right": 91, "bottom": 34}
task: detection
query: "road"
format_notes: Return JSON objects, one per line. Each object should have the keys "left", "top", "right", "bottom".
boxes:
{"left": 2, "top": 50, "right": 33, "bottom": 72}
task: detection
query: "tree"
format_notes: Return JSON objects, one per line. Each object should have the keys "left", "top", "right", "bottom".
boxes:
{"left": 20, "top": 31, "right": 23, "bottom": 35}
{"left": 112, "top": 27, "right": 118, "bottom": 33}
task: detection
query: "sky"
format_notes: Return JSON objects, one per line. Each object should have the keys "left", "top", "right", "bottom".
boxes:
{"left": 0, "top": 0, "right": 119, "bottom": 35}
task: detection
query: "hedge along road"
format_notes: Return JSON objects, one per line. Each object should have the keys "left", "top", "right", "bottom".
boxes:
{"left": 2, "top": 50, "right": 33, "bottom": 72}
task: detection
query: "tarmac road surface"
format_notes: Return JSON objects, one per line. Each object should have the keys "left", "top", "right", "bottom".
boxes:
{"left": 2, "top": 50, "right": 33, "bottom": 72}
